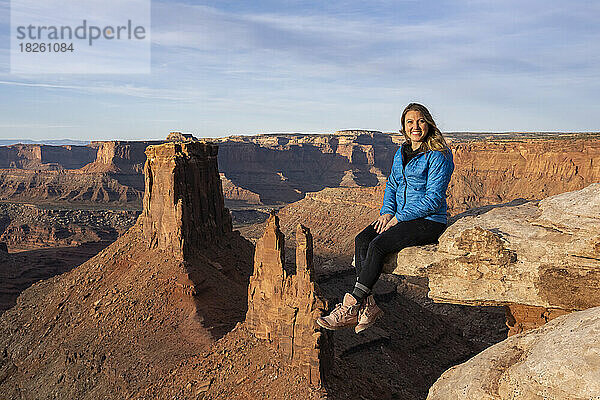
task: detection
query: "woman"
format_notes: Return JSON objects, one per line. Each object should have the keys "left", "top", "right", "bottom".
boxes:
{"left": 317, "top": 103, "right": 454, "bottom": 333}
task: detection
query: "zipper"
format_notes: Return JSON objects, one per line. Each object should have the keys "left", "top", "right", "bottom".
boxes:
{"left": 400, "top": 147, "right": 427, "bottom": 211}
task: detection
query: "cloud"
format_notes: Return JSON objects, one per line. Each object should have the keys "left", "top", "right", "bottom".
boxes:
{"left": 1, "top": 0, "right": 599, "bottom": 136}
{"left": 0, "top": 79, "right": 202, "bottom": 101}
{"left": 0, "top": 123, "right": 80, "bottom": 128}
{"left": 148, "top": 0, "right": 600, "bottom": 84}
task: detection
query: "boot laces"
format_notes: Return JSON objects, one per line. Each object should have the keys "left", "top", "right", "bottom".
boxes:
{"left": 331, "top": 302, "right": 353, "bottom": 322}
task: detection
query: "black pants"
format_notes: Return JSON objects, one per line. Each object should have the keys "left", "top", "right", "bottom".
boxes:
{"left": 354, "top": 218, "right": 446, "bottom": 290}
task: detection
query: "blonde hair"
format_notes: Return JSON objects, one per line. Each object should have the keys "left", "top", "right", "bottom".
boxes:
{"left": 400, "top": 103, "right": 450, "bottom": 152}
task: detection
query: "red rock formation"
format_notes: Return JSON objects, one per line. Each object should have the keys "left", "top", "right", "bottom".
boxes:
{"left": 0, "top": 141, "right": 254, "bottom": 398}
{"left": 276, "top": 187, "right": 382, "bottom": 264}
{"left": 0, "top": 144, "right": 96, "bottom": 170}
{"left": 0, "top": 203, "right": 138, "bottom": 250}
{"left": 80, "top": 141, "right": 161, "bottom": 174}
{"left": 1, "top": 134, "right": 599, "bottom": 211}
{"left": 139, "top": 142, "right": 232, "bottom": 256}
{"left": 504, "top": 304, "right": 569, "bottom": 336}
{"left": 220, "top": 173, "right": 262, "bottom": 205}
{"left": 448, "top": 139, "right": 600, "bottom": 214}
{"left": 166, "top": 131, "right": 198, "bottom": 142}
{"left": 0, "top": 169, "right": 142, "bottom": 204}
{"left": 246, "top": 214, "right": 331, "bottom": 387}
{"left": 216, "top": 132, "right": 398, "bottom": 204}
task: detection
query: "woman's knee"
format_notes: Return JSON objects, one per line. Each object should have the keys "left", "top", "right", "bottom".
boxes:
{"left": 355, "top": 225, "right": 375, "bottom": 247}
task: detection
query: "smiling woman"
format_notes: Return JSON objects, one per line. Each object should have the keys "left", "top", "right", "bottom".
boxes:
{"left": 317, "top": 103, "right": 454, "bottom": 333}
{"left": 401, "top": 103, "right": 450, "bottom": 152}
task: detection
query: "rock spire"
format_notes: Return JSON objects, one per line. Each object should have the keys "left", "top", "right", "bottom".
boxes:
{"left": 139, "top": 142, "right": 232, "bottom": 257}
{"left": 246, "top": 214, "right": 331, "bottom": 387}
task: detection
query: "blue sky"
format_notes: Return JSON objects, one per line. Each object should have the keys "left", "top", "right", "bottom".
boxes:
{"left": 0, "top": 0, "right": 599, "bottom": 141}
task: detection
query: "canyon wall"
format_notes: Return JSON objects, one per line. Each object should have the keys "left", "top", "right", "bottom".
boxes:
{"left": 448, "top": 139, "right": 600, "bottom": 214}
{"left": 0, "top": 144, "right": 96, "bottom": 170}
{"left": 215, "top": 132, "right": 398, "bottom": 204}
{"left": 0, "top": 134, "right": 598, "bottom": 214}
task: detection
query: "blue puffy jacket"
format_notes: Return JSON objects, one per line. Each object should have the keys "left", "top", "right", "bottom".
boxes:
{"left": 380, "top": 144, "right": 454, "bottom": 224}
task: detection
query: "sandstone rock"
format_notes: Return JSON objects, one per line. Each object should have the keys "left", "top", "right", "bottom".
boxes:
{"left": 80, "top": 140, "right": 161, "bottom": 174}
{"left": 0, "top": 143, "right": 95, "bottom": 170}
{"left": 275, "top": 186, "right": 382, "bottom": 263}
{"left": 0, "top": 141, "right": 253, "bottom": 399}
{"left": 447, "top": 138, "right": 600, "bottom": 214}
{"left": 0, "top": 169, "right": 143, "bottom": 204}
{"left": 215, "top": 132, "right": 400, "bottom": 204}
{"left": 427, "top": 306, "right": 600, "bottom": 400}
{"left": 0, "top": 203, "right": 138, "bottom": 250}
{"left": 166, "top": 131, "right": 198, "bottom": 142}
{"left": 246, "top": 214, "right": 331, "bottom": 387}
{"left": 1, "top": 135, "right": 599, "bottom": 211}
{"left": 219, "top": 173, "right": 262, "bottom": 205}
{"left": 139, "top": 142, "right": 232, "bottom": 257}
{"left": 385, "top": 184, "right": 600, "bottom": 332}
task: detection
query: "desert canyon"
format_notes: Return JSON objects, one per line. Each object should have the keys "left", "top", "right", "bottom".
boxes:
{"left": 1, "top": 130, "right": 599, "bottom": 399}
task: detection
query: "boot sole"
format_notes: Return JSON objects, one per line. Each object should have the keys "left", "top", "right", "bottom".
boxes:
{"left": 316, "top": 317, "right": 357, "bottom": 331}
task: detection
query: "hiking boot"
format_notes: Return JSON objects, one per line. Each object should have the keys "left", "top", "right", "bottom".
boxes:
{"left": 355, "top": 294, "right": 383, "bottom": 333}
{"left": 316, "top": 293, "right": 361, "bottom": 330}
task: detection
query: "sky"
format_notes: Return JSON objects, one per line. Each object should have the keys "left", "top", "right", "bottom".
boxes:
{"left": 0, "top": 0, "right": 599, "bottom": 141}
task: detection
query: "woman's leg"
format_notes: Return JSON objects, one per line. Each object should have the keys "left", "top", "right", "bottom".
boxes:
{"left": 353, "top": 218, "right": 446, "bottom": 300}
{"left": 317, "top": 218, "right": 445, "bottom": 332}
{"left": 354, "top": 224, "right": 378, "bottom": 277}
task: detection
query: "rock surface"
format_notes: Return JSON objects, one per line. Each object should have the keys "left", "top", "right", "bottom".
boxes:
{"left": 0, "top": 141, "right": 254, "bottom": 398}
{"left": 0, "top": 143, "right": 96, "bottom": 170}
{"left": 139, "top": 142, "right": 232, "bottom": 257}
{"left": 0, "top": 203, "right": 138, "bottom": 250}
{"left": 383, "top": 184, "right": 600, "bottom": 335}
{"left": 427, "top": 306, "right": 600, "bottom": 400}
{"left": 165, "top": 131, "right": 198, "bottom": 142}
{"left": 385, "top": 184, "right": 600, "bottom": 309}
{"left": 246, "top": 215, "right": 331, "bottom": 386}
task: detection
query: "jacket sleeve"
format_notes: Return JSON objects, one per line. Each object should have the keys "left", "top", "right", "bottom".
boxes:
{"left": 395, "top": 150, "right": 454, "bottom": 222}
{"left": 380, "top": 151, "right": 401, "bottom": 216}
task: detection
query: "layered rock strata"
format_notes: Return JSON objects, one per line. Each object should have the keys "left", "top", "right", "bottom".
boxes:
{"left": 384, "top": 184, "right": 600, "bottom": 334}
{"left": 0, "top": 141, "right": 253, "bottom": 398}
{"left": 165, "top": 131, "right": 198, "bottom": 142}
{"left": 447, "top": 139, "right": 600, "bottom": 214}
{"left": 246, "top": 214, "right": 331, "bottom": 387}
{"left": 427, "top": 306, "right": 600, "bottom": 400}
{"left": 139, "top": 142, "right": 232, "bottom": 257}
{"left": 215, "top": 132, "right": 399, "bottom": 204}
{"left": 1, "top": 135, "right": 599, "bottom": 212}
{"left": 0, "top": 143, "right": 96, "bottom": 170}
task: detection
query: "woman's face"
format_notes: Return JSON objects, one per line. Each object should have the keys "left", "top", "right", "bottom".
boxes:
{"left": 404, "top": 110, "right": 429, "bottom": 143}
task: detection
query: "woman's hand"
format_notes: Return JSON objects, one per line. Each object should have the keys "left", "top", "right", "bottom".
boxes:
{"left": 372, "top": 214, "right": 393, "bottom": 234}
{"left": 381, "top": 216, "right": 398, "bottom": 232}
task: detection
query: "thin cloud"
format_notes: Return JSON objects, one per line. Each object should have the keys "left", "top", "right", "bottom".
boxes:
{"left": 0, "top": 80, "right": 201, "bottom": 101}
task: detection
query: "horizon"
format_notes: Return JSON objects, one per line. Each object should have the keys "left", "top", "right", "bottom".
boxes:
{"left": 1, "top": 0, "right": 599, "bottom": 140}
{"left": 2, "top": 130, "right": 599, "bottom": 146}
